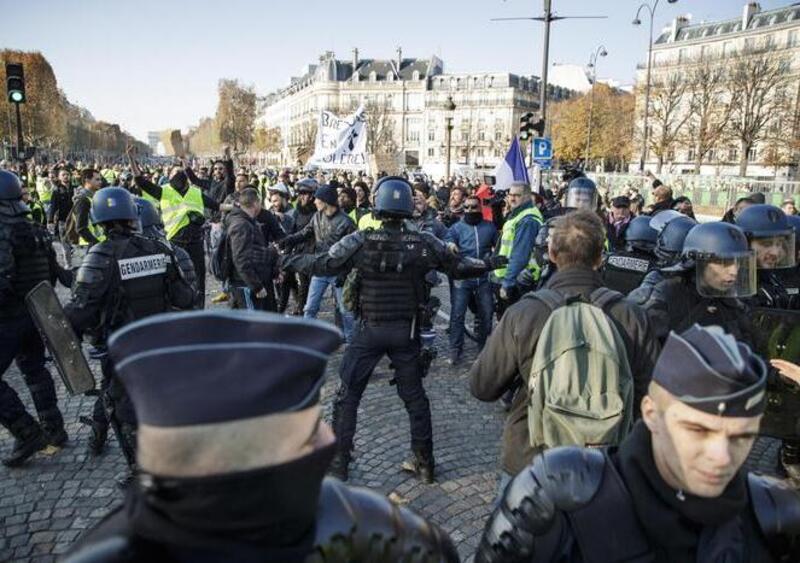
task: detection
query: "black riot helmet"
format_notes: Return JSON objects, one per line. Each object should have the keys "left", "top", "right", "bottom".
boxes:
{"left": 135, "top": 197, "right": 165, "bottom": 239}
{"left": 625, "top": 215, "right": 658, "bottom": 253}
{"left": 735, "top": 204, "right": 796, "bottom": 269}
{"left": 655, "top": 216, "right": 696, "bottom": 265}
{"left": 0, "top": 169, "right": 28, "bottom": 216}
{"left": 682, "top": 222, "right": 756, "bottom": 298}
{"left": 565, "top": 176, "right": 598, "bottom": 210}
{"left": 91, "top": 187, "right": 139, "bottom": 225}
{"left": 373, "top": 176, "right": 414, "bottom": 219}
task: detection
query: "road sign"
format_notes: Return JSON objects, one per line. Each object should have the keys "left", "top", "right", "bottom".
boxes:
{"left": 532, "top": 137, "right": 552, "bottom": 169}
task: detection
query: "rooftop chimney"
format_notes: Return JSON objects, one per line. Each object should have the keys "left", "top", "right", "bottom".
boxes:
{"left": 352, "top": 48, "right": 359, "bottom": 82}
{"left": 670, "top": 15, "right": 691, "bottom": 41}
{"left": 396, "top": 46, "right": 403, "bottom": 75}
{"left": 743, "top": 2, "right": 761, "bottom": 29}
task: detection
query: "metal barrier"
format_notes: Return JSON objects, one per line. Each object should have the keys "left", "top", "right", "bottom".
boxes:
{"left": 586, "top": 173, "right": 800, "bottom": 211}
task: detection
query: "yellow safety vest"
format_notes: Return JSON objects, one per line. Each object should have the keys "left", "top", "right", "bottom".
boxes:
{"left": 78, "top": 198, "right": 107, "bottom": 247}
{"left": 358, "top": 213, "right": 383, "bottom": 231}
{"left": 161, "top": 184, "right": 204, "bottom": 240}
{"left": 493, "top": 206, "right": 543, "bottom": 282}
{"left": 36, "top": 178, "right": 52, "bottom": 203}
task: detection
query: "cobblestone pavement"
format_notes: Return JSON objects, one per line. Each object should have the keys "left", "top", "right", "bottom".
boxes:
{"left": 0, "top": 277, "right": 785, "bottom": 562}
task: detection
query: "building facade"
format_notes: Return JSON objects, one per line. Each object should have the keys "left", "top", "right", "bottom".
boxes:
{"left": 632, "top": 2, "right": 800, "bottom": 179}
{"left": 259, "top": 49, "right": 573, "bottom": 176}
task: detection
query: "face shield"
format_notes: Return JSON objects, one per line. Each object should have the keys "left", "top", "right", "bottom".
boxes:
{"left": 750, "top": 233, "right": 796, "bottom": 269}
{"left": 565, "top": 186, "right": 598, "bottom": 210}
{"left": 695, "top": 252, "right": 757, "bottom": 298}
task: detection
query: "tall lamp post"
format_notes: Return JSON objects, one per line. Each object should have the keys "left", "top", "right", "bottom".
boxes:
{"left": 633, "top": 0, "right": 678, "bottom": 172}
{"left": 584, "top": 45, "right": 608, "bottom": 168}
{"left": 444, "top": 95, "right": 456, "bottom": 180}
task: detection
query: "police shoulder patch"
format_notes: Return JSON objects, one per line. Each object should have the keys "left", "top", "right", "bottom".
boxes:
{"left": 607, "top": 255, "right": 651, "bottom": 273}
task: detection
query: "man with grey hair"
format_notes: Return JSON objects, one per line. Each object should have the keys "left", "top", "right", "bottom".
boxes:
{"left": 491, "top": 180, "right": 543, "bottom": 317}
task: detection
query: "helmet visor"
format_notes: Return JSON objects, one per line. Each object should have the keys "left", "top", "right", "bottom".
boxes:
{"left": 695, "top": 252, "right": 757, "bottom": 298}
{"left": 750, "top": 234, "right": 796, "bottom": 269}
{"left": 565, "top": 187, "right": 598, "bottom": 210}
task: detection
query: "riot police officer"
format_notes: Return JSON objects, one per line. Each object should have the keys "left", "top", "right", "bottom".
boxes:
{"left": 653, "top": 214, "right": 697, "bottom": 268}
{"left": 63, "top": 311, "right": 458, "bottom": 563}
{"left": 627, "top": 221, "right": 756, "bottom": 344}
{"left": 602, "top": 215, "right": 658, "bottom": 295}
{"left": 64, "top": 187, "right": 195, "bottom": 470}
{"left": 0, "top": 169, "right": 70, "bottom": 466}
{"left": 736, "top": 204, "right": 798, "bottom": 309}
{"left": 477, "top": 324, "right": 800, "bottom": 563}
{"left": 135, "top": 197, "right": 198, "bottom": 295}
{"left": 285, "top": 176, "right": 506, "bottom": 482}
{"left": 563, "top": 176, "right": 599, "bottom": 213}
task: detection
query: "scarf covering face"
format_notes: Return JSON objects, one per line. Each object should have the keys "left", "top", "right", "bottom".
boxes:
{"left": 616, "top": 422, "right": 748, "bottom": 562}
{"left": 127, "top": 443, "right": 335, "bottom": 558}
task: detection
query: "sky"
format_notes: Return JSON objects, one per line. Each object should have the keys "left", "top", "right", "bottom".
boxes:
{"left": 2, "top": 0, "right": 788, "bottom": 141}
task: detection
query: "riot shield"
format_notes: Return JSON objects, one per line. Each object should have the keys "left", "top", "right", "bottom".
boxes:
{"left": 752, "top": 307, "right": 800, "bottom": 440}
{"left": 25, "top": 281, "right": 95, "bottom": 395}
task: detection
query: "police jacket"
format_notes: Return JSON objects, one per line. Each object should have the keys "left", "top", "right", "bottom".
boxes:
{"left": 64, "top": 230, "right": 195, "bottom": 339}
{"left": 282, "top": 208, "right": 355, "bottom": 253}
{"left": 62, "top": 477, "right": 459, "bottom": 563}
{"left": 476, "top": 422, "right": 800, "bottom": 563}
{"left": 445, "top": 219, "right": 499, "bottom": 284}
{"left": 751, "top": 270, "right": 800, "bottom": 311}
{"left": 628, "top": 269, "right": 755, "bottom": 345}
{"left": 602, "top": 248, "right": 657, "bottom": 296}
{"left": 0, "top": 207, "right": 70, "bottom": 319}
{"left": 469, "top": 268, "right": 660, "bottom": 475}
{"left": 225, "top": 207, "right": 276, "bottom": 294}
{"left": 286, "top": 220, "right": 497, "bottom": 323}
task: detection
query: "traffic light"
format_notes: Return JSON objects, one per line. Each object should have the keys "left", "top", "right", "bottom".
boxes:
{"left": 6, "top": 63, "right": 25, "bottom": 104}
{"left": 531, "top": 118, "right": 545, "bottom": 138}
{"left": 519, "top": 112, "right": 535, "bottom": 141}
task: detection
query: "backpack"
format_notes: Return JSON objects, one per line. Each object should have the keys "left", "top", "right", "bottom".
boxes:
{"left": 210, "top": 228, "right": 231, "bottom": 282}
{"left": 527, "top": 287, "right": 633, "bottom": 450}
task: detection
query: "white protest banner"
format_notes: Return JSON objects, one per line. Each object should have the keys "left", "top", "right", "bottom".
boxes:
{"left": 307, "top": 105, "right": 368, "bottom": 170}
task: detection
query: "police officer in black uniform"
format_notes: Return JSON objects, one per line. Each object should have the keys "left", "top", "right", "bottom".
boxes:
{"left": 628, "top": 221, "right": 756, "bottom": 344}
{"left": 64, "top": 187, "right": 195, "bottom": 469}
{"left": 0, "top": 169, "right": 71, "bottom": 466}
{"left": 602, "top": 215, "right": 658, "bottom": 295}
{"left": 653, "top": 214, "right": 697, "bottom": 268}
{"left": 783, "top": 214, "right": 800, "bottom": 308}
{"left": 63, "top": 310, "right": 459, "bottom": 563}
{"left": 286, "top": 176, "right": 506, "bottom": 482}
{"left": 476, "top": 324, "right": 800, "bottom": 563}
{"left": 135, "top": 197, "right": 198, "bottom": 295}
{"left": 736, "top": 204, "right": 798, "bottom": 310}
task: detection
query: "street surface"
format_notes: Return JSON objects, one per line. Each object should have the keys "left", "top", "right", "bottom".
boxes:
{"left": 0, "top": 277, "right": 781, "bottom": 562}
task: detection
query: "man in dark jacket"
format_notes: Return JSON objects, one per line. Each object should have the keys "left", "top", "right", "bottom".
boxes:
{"left": 48, "top": 167, "right": 74, "bottom": 265}
{"left": 183, "top": 147, "right": 234, "bottom": 206}
{"left": 68, "top": 168, "right": 104, "bottom": 270}
{"left": 279, "top": 184, "right": 356, "bottom": 342}
{"left": 225, "top": 188, "right": 277, "bottom": 311}
{"left": 284, "top": 178, "right": 318, "bottom": 315}
{"left": 470, "top": 210, "right": 660, "bottom": 482}
{"left": 605, "top": 195, "right": 632, "bottom": 251}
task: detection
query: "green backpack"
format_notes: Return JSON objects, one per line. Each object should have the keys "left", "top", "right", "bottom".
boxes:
{"left": 527, "top": 288, "right": 633, "bottom": 450}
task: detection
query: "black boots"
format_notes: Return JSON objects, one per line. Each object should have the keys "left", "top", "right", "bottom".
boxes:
{"left": 3, "top": 416, "right": 49, "bottom": 467}
{"left": 80, "top": 416, "right": 108, "bottom": 456}
{"left": 39, "top": 407, "right": 67, "bottom": 448}
{"left": 402, "top": 444, "right": 435, "bottom": 484}
{"left": 328, "top": 449, "right": 351, "bottom": 481}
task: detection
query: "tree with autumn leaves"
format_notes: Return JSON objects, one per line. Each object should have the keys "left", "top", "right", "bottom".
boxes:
{"left": 550, "top": 84, "right": 635, "bottom": 172}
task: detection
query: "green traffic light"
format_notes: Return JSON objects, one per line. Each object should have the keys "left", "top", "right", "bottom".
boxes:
{"left": 10, "top": 91, "right": 23, "bottom": 103}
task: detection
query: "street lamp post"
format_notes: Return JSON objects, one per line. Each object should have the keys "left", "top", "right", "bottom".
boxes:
{"left": 633, "top": 0, "right": 678, "bottom": 172}
{"left": 584, "top": 45, "right": 608, "bottom": 169}
{"left": 444, "top": 95, "right": 456, "bottom": 180}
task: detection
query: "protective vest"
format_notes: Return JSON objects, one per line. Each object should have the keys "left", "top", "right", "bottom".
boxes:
{"left": 494, "top": 206, "right": 543, "bottom": 281}
{"left": 358, "top": 229, "right": 426, "bottom": 322}
{"left": 78, "top": 197, "right": 107, "bottom": 247}
{"left": 36, "top": 177, "right": 52, "bottom": 203}
{"left": 160, "top": 184, "right": 204, "bottom": 241}
{"left": 602, "top": 249, "right": 656, "bottom": 296}
{"left": 108, "top": 235, "right": 172, "bottom": 329}
{"left": 358, "top": 213, "right": 383, "bottom": 231}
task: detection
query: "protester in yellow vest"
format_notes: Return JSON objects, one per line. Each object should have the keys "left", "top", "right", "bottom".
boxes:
{"left": 128, "top": 149, "right": 220, "bottom": 308}
{"left": 492, "top": 181, "right": 542, "bottom": 312}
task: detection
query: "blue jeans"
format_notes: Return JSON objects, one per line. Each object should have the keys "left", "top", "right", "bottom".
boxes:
{"left": 304, "top": 275, "right": 354, "bottom": 343}
{"left": 449, "top": 280, "right": 494, "bottom": 354}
